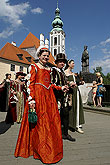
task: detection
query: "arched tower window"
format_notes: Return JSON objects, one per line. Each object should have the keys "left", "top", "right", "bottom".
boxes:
{"left": 54, "top": 49, "right": 57, "bottom": 56}
{"left": 54, "top": 37, "right": 57, "bottom": 45}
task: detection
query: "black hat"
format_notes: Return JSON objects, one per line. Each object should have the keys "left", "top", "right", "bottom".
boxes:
{"left": 5, "top": 73, "right": 11, "bottom": 77}
{"left": 16, "top": 72, "right": 27, "bottom": 78}
{"left": 5, "top": 73, "right": 11, "bottom": 79}
{"left": 55, "top": 53, "right": 67, "bottom": 64}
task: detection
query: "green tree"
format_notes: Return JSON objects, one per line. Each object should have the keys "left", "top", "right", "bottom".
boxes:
{"left": 104, "top": 73, "right": 110, "bottom": 85}
{"left": 93, "top": 67, "right": 110, "bottom": 84}
{"left": 93, "top": 67, "right": 105, "bottom": 78}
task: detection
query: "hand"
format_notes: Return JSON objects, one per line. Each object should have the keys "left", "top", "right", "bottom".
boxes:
{"left": 70, "top": 82, "right": 76, "bottom": 88}
{"left": 81, "top": 81, "right": 85, "bottom": 85}
{"left": 29, "top": 100, "right": 35, "bottom": 109}
{"left": 62, "top": 85, "right": 69, "bottom": 92}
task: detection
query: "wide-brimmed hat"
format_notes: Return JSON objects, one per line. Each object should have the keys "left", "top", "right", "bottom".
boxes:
{"left": 16, "top": 72, "right": 27, "bottom": 77}
{"left": 35, "top": 45, "right": 50, "bottom": 57}
{"left": 55, "top": 53, "right": 67, "bottom": 64}
{"left": 5, "top": 73, "right": 11, "bottom": 77}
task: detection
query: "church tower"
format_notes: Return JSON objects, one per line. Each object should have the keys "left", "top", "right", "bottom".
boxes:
{"left": 50, "top": 0, "right": 65, "bottom": 57}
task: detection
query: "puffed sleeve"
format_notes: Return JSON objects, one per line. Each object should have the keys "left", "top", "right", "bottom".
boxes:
{"left": 27, "top": 64, "right": 37, "bottom": 102}
{"left": 51, "top": 84, "right": 62, "bottom": 90}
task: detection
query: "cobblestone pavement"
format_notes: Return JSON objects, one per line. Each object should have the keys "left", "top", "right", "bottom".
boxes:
{"left": 0, "top": 111, "right": 110, "bottom": 165}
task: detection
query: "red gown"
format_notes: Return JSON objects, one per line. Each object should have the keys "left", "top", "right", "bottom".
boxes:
{"left": 14, "top": 64, "right": 63, "bottom": 164}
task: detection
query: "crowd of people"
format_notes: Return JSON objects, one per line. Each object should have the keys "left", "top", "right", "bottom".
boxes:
{"left": 0, "top": 45, "right": 104, "bottom": 164}
{"left": 0, "top": 72, "right": 27, "bottom": 124}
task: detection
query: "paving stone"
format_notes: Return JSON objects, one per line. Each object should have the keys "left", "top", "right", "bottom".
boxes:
{"left": 0, "top": 111, "right": 110, "bottom": 165}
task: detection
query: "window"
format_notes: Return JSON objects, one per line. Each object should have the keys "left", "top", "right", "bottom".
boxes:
{"left": 20, "top": 66, "right": 23, "bottom": 72}
{"left": 58, "top": 35, "right": 60, "bottom": 45}
{"left": 54, "top": 37, "right": 57, "bottom": 45}
{"left": 27, "top": 67, "right": 29, "bottom": 74}
{"left": 10, "top": 64, "right": 15, "bottom": 71}
{"left": 54, "top": 49, "right": 57, "bottom": 56}
{"left": 58, "top": 47, "right": 60, "bottom": 54}
{"left": 51, "top": 36, "right": 53, "bottom": 46}
{"left": 26, "top": 57, "right": 31, "bottom": 62}
{"left": 17, "top": 54, "right": 23, "bottom": 60}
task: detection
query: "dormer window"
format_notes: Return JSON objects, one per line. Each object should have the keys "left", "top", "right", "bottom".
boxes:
{"left": 17, "top": 54, "right": 23, "bottom": 60}
{"left": 26, "top": 57, "right": 31, "bottom": 62}
{"left": 34, "top": 59, "right": 39, "bottom": 63}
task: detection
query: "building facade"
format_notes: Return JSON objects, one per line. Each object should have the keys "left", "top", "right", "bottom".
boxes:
{"left": 0, "top": 42, "right": 35, "bottom": 82}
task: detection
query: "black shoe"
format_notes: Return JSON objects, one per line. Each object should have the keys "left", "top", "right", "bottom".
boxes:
{"left": 62, "top": 134, "right": 76, "bottom": 142}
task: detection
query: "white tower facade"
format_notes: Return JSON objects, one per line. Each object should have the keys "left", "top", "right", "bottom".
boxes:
{"left": 50, "top": 1, "right": 65, "bottom": 57}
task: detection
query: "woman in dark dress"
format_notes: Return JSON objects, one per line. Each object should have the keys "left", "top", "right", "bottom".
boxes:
{"left": 64, "top": 60, "right": 85, "bottom": 134}
{"left": 0, "top": 73, "right": 11, "bottom": 112}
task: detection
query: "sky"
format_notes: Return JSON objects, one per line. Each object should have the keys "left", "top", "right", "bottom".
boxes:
{"left": 0, "top": 0, "right": 110, "bottom": 75}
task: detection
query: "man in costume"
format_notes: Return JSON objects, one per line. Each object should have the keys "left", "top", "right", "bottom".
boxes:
{"left": 51, "top": 53, "right": 76, "bottom": 142}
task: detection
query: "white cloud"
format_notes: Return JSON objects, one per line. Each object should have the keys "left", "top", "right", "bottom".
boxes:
{"left": 100, "top": 38, "right": 110, "bottom": 46}
{"left": 0, "top": 0, "right": 30, "bottom": 38}
{"left": 101, "top": 48, "right": 110, "bottom": 54}
{"left": 103, "top": 55, "right": 110, "bottom": 59}
{"left": 0, "top": 0, "right": 30, "bottom": 27}
{"left": 91, "top": 56, "right": 110, "bottom": 74}
{"left": 90, "top": 45, "right": 97, "bottom": 50}
{"left": 31, "top": 7, "right": 43, "bottom": 14}
{"left": 0, "top": 28, "right": 14, "bottom": 38}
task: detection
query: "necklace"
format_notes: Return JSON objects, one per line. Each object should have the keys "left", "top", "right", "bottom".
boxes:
{"left": 39, "top": 61, "right": 47, "bottom": 67}
{"left": 38, "top": 61, "right": 50, "bottom": 70}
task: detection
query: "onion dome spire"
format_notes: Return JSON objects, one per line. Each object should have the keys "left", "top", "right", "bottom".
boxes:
{"left": 51, "top": 0, "right": 64, "bottom": 32}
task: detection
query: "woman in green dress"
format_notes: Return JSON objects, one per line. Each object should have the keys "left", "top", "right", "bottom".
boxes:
{"left": 64, "top": 60, "right": 85, "bottom": 134}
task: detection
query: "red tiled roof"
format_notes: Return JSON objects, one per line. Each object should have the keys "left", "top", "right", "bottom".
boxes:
{"left": 19, "top": 32, "right": 55, "bottom": 65}
{"left": 19, "top": 32, "right": 40, "bottom": 49}
{"left": 0, "top": 42, "right": 35, "bottom": 65}
{"left": 49, "top": 52, "right": 55, "bottom": 65}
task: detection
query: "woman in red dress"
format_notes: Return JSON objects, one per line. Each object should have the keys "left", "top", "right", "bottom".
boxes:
{"left": 14, "top": 46, "right": 66, "bottom": 164}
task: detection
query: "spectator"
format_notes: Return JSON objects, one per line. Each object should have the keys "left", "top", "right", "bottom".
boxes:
{"left": 87, "top": 81, "right": 97, "bottom": 107}
{"left": 96, "top": 72, "right": 103, "bottom": 107}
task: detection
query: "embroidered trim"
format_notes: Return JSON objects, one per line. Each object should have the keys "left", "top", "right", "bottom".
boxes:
{"left": 27, "top": 64, "right": 37, "bottom": 99}
{"left": 28, "top": 100, "right": 36, "bottom": 104}
{"left": 27, "top": 88, "right": 30, "bottom": 95}
{"left": 52, "top": 67, "right": 62, "bottom": 72}
{"left": 35, "top": 83, "right": 51, "bottom": 89}
{"left": 28, "top": 95, "right": 32, "bottom": 102}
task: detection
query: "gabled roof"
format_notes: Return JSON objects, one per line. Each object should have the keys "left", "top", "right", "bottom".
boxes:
{"left": 19, "top": 32, "right": 40, "bottom": 49}
{"left": 0, "top": 42, "right": 35, "bottom": 65}
{"left": 49, "top": 52, "right": 55, "bottom": 65}
{"left": 19, "top": 32, "right": 55, "bottom": 65}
